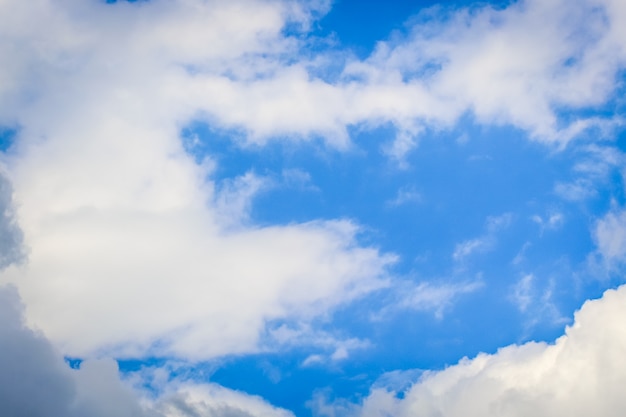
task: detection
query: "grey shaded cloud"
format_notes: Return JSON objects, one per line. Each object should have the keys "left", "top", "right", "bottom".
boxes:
{"left": 0, "top": 285, "right": 157, "bottom": 417}
{"left": 0, "top": 285, "right": 293, "bottom": 417}
{"left": 0, "top": 286, "right": 75, "bottom": 417}
{"left": 0, "top": 172, "right": 23, "bottom": 269}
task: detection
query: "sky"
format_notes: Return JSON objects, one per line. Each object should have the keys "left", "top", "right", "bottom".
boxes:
{"left": 1, "top": 0, "right": 626, "bottom": 416}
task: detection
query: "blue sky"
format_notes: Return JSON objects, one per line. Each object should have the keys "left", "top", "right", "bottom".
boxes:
{"left": 1, "top": 0, "right": 626, "bottom": 416}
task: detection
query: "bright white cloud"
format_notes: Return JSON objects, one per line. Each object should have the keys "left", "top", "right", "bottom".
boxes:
{"left": 0, "top": 0, "right": 396, "bottom": 360}
{"left": 315, "top": 284, "right": 626, "bottom": 417}
{"left": 0, "top": 0, "right": 624, "bottom": 370}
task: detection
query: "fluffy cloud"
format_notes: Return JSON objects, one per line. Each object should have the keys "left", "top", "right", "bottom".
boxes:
{"left": 0, "top": 0, "right": 394, "bottom": 360}
{"left": 316, "top": 284, "right": 626, "bottom": 417}
{"left": 0, "top": 0, "right": 625, "bottom": 365}
{"left": 0, "top": 284, "right": 294, "bottom": 417}
{"left": 0, "top": 285, "right": 155, "bottom": 417}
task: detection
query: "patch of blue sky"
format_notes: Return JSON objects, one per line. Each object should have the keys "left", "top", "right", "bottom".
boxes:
{"left": 147, "top": 1, "right": 626, "bottom": 414}
{"left": 175, "top": 109, "right": 623, "bottom": 415}
{"left": 184, "top": 116, "right": 614, "bottom": 296}
{"left": 209, "top": 352, "right": 370, "bottom": 417}
{"left": 0, "top": 127, "right": 17, "bottom": 152}
{"left": 313, "top": 0, "right": 517, "bottom": 60}
{"left": 172, "top": 4, "right": 626, "bottom": 410}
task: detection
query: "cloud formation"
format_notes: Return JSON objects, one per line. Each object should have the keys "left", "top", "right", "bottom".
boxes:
{"left": 0, "top": 0, "right": 395, "bottom": 360}
{"left": 0, "top": 1, "right": 626, "bottom": 414}
{"left": 316, "top": 284, "right": 626, "bottom": 417}
{"left": 0, "top": 284, "right": 294, "bottom": 417}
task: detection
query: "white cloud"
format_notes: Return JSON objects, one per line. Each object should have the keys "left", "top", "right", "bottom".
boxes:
{"left": 555, "top": 145, "right": 624, "bottom": 202}
{"left": 342, "top": 0, "right": 626, "bottom": 154}
{"left": 213, "top": 171, "right": 271, "bottom": 227}
{"left": 266, "top": 323, "right": 371, "bottom": 365}
{"left": 0, "top": 1, "right": 396, "bottom": 361}
{"left": 281, "top": 168, "right": 319, "bottom": 192}
{"left": 593, "top": 207, "right": 626, "bottom": 267}
{"left": 0, "top": 284, "right": 293, "bottom": 417}
{"left": 453, "top": 213, "right": 513, "bottom": 261}
{"left": 3, "top": 0, "right": 623, "bottom": 154}
{"left": 509, "top": 274, "right": 565, "bottom": 332}
{"left": 155, "top": 382, "right": 294, "bottom": 417}
{"left": 511, "top": 274, "right": 534, "bottom": 313}
{"left": 554, "top": 179, "right": 597, "bottom": 201}
{"left": 315, "top": 284, "right": 626, "bottom": 417}
{"left": 531, "top": 212, "right": 564, "bottom": 234}
{"left": 385, "top": 186, "right": 422, "bottom": 207}
{"left": 379, "top": 280, "right": 483, "bottom": 320}
{"left": 0, "top": 0, "right": 624, "bottom": 365}
{"left": 453, "top": 238, "right": 489, "bottom": 261}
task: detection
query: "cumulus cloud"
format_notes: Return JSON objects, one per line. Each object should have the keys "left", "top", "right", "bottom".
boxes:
{"left": 0, "top": 0, "right": 395, "bottom": 360}
{"left": 315, "top": 284, "right": 626, "bottom": 417}
{"left": 0, "top": 285, "right": 154, "bottom": 417}
{"left": 0, "top": 0, "right": 624, "bottom": 368}
{"left": 0, "top": 285, "right": 294, "bottom": 417}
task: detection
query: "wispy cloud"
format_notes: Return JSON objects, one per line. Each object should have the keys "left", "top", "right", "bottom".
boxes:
{"left": 453, "top": 213, "right": 513, "bottom": 262}
{"left": 592, "top": 206, "right": 626, "bottom": 272}
{"left": 377, "top": 279, "right": 483, "bottom": 320}
{"left": 385, "top": 186, "right": 422, "bottom": 207}
{"left": 531, "top": 211, "right": 564, "bottom": 234}
{"left": 265, "top": 323, "right": 370, "bottom": 366}
{"left": 555, "top": 145, "right": 624, "bottom": 202}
